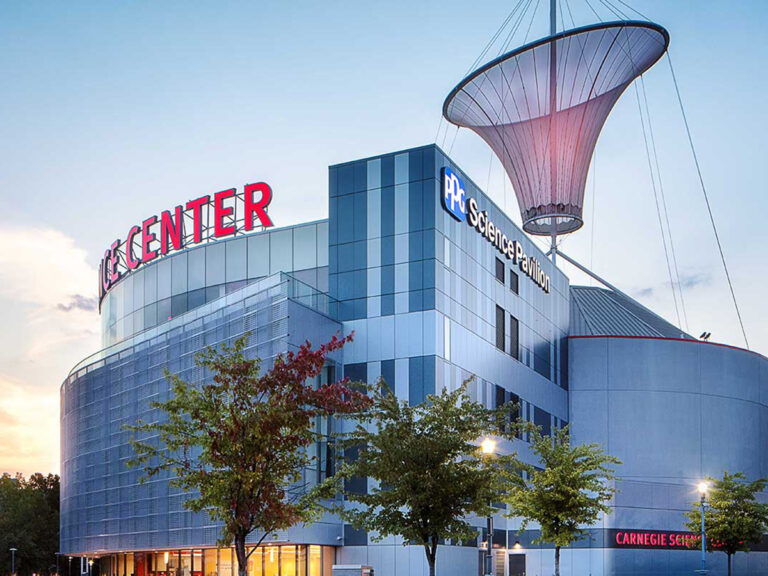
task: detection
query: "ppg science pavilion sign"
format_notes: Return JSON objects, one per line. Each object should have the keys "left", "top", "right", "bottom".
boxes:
{"left": 441, "top": 167, "right": 551, "bottom": 294}
{"left": 98, "top": 182, "right": 274, "bottom": 305}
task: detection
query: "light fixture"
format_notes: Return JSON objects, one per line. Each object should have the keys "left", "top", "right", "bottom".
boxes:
{"left": 480, "top": 437, "right": 497, "bottom": 455}
{"left": 513, "top": 541, "right": 522, "bottom": 550}
{"left": 164, "top": 552, "right": 169, "bottom": 565}
{"left": 697, "top": 481, "right": 709, "bottom": 496}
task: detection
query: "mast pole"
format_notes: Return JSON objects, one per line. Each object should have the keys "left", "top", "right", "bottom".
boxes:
{"left": 549, "top": 0, "right": 558, "bottom": 265}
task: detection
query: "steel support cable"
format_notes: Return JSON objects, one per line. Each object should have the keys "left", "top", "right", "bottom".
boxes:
{"left": 583, "top": 0, "right": 604, "bottom": 22}
{"left": 435, "top": 0, "right": 529, "bottom": 145}
{"left": 667, "top": 53, "right": 750, "bottom": 349}
{"left": 590, "top": 150, "right": 597, "bottom": 284}
{"left": 563, "top": 0, "right": 577, "bottom": 29}
{"left": 603, "top": 0, "right": 632, "bottom": 20}
{"left": 634, "top": 80, "right": 683, "bottom": 328}
{"left": 495, "top": 0, "right": 541, "bottom": 188}
{"left": 500, "top": 0, "right": 539, "bottom": 55}
{"left": 639, "top": 74, "right": 689, "bottom": 330}
{"left": 597, "top": 0, "right": 625, "bottom": 20}
{"left": 612, "top": 0, "right": 649, "bottom": 20}
{"left": 443, "top": 0, "right": 533, "bottom": 151}
{"left": 477, "top": 1, "right": 542, "bottom": 207}
{"left": 619, "top": 28, "right": 683, "bottom": 327}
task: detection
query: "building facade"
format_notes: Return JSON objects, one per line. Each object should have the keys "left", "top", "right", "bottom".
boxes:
{"left": 61, "top": 144, "right": 768, "bottom": 576}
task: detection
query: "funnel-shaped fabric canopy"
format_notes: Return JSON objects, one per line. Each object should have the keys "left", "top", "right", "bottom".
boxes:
{"left": 443, "top": 21, "right": 669, "bottom": 236}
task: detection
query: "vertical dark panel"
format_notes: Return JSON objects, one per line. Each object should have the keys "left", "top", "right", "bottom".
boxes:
{"left": 495, "top": 305, "right": 505, "bottom": 351}
{"left": 381, "top": 359, "right": 395, "bottom": 394}
{"left": 408, "top": 356, "right": 424, "bottom": 405}
{"left": 509, "top": 314, "right": 520, "bottom": 360}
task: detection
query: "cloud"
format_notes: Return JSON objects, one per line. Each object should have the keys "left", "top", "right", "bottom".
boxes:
{"left": 0, "top": 374, "right": 59, "bottom": 475}
{"left": 636, "top": 287, "right": 655, "bottom": 298}
{"left": 633, "top": 271, "right": 712, "bottom": 300}
{"left": 0, "top": 225, "right": 101, "bottom": 475}
{"left": 57, "top": 294, "right": 98, "bottom": 312}
{"left": 678, "top": 272, "right": 712, "bottom": 290}
{"left": 0, "top": 226, "right": 94, "bottom": 306}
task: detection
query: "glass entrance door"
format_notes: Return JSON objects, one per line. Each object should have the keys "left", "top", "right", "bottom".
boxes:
{"left": 508, "top": 553, "right": 525, "bottom": 576}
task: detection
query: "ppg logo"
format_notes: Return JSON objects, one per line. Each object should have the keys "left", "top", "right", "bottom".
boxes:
{"left": 441, "top": 167, "right": 466, "bottom": 222}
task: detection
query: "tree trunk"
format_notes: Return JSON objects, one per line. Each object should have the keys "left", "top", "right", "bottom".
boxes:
{"left": 234, "top": 533, "right": 248, "bottom": 576}
{"left": 554, "top": 546, "right": 560, "bottom": 576}
{"left": 424, "top": 537, "right": 438, "bottom": 576}
{"left": 728, "top": 553, "right": 732, "bottom": 576}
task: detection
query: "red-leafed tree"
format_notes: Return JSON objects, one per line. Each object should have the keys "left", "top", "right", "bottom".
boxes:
{"left": 128, "top": 333, "right": 370, "bottom": 576}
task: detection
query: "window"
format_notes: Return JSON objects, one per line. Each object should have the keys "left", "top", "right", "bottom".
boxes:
{"left": 534, "top": 406, "right": 552, "bottom": 436}
{"left": 509, "top": 314, "right": 520, "bottom": 360}
{"left": 510, "top": 269, "right": 519, "bottom": 294}
{"left": 495, "top": 305, "right": 505, "bottom": 351}
{"left": 495, "top": 258, "right": 505, "bottom": 283}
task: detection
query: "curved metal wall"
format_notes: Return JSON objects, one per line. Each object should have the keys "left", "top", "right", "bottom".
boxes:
{"left": 569, "top": 335, "right": 768, "bottom": 576}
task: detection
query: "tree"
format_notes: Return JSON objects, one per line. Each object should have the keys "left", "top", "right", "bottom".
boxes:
{"left": 325, "top": 380, "right": 517, "bottom": 576}
{"left": 0, "top": 473, "right": 60, "bottom": 576}
{"left": 685, "top": 471, "right": 768, "bottom": 576}
{"left": 505, "top": 426, "right": 619, "bottom": 576}
{"left": 127, "top": 333, "right": 371, "bottom": 576}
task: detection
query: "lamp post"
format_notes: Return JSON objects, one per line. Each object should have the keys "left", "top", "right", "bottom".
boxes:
{"left": 480, "top": 437, "right": 497, "bottom": 576}
{"left": 89, "top": 559, "right": 94, "bottom": 576}
{"left": 10, "top": 548, "right": 17, "bottom": 576}
{"left": 697, "top": 482, "right": 709, "bottom": 574}
{"left": 68, "top": 557, "right": 72, "bottom": 576}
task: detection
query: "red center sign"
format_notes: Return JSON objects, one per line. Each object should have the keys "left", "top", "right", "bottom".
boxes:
{"left": 98, "top": 182, "right": 274, "bottom": 305}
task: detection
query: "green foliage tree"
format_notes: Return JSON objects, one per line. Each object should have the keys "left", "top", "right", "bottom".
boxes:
{"left": 127, "top": 333, "right": 371, "bottom": 576}
{"left": 505, "top": 426, "right": 619, "bottom": 576}
{"left": 324, "top": 380, "right": 517, "bottom": 576}
{"left": 0, "top": 473, "right": 59, "bottom": 576}
{"left": 685, "top": 471, "right": 768, "bottom": 576}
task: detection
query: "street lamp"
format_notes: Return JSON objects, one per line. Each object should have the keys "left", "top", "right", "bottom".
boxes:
{"left": 10, "top": 548, "right": 17, "bottom": 576}
{"left": 697, "top": 482, "right": 710, "bottom": 574}
{"left": 68, "top": 557, "right": 72, "bottom": 576}
{"left": 89, "top": 559, "right": 94, "bottom": 576}
{"left": 481, "top": 437, "right": 497, "bottom": 576}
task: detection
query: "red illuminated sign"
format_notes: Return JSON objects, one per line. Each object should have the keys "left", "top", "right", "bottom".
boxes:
{"left": 612, "top": 530, "right": 701, "bottom": 550}
{"left": 98, "top": 182, "right": 273, "bottom": 305}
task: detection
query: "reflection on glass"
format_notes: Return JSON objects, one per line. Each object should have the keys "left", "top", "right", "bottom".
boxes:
{"left": 206, "top": 243, "right": 226, "bottom": 285}
{"left": 280, "top": 547, "right": 296, "bottom": 576}
{"left": 263, "top": 547, "right": 278, "bottom": 576}
{"left": 247, "top": 234, "right": 270, "bottom": 278}
{"left": 218, "top": 549, "right": 233, "bottom": 576}
{"left": 321, "top": 547, "right": 334, "bottom": 576}
{"left": 308, "top": 546, "right": 321, "bottom": 576}
{"left": 171, "top": 251, "right": 188, "bottom": 296}
{"left": 203, "top": 549, "right": 217, "bottom": 576}
{"left": 297, "top": 546, "right": 307, "bottom": 576}
{"left": 180, "top": 550, "right": 192, "bottom": 576}
{"left": 270, "top": 229, "right": 293, "bottom": 274}
{"left": 188, "top": 247, "right": 206, "bottom": 290}
{"left": 158, "top": 259, "right": 172, "bottom": 300}
{"left": 226, "top": 238, "right": 247, "bottom": 282}
{"left": 293, "top": 225, "right": 317, "bottom": 271}
{"left": 247, "top": 548, "right": 262, "bottom": 576}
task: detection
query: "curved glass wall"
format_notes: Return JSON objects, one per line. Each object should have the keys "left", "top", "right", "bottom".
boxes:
{"left": 62, "top": 273, "right": 342, "bottom": 555}
{"left": 100, "top": 221, "right": 328, "bottom": 347}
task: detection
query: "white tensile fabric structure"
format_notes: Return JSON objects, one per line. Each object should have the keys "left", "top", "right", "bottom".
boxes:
{"left": 443, "top": 21, "right": 669, "bottom": 236}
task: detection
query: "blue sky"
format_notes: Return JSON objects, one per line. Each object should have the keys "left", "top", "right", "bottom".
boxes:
{"left": 0, "top": 0, "right": 766, "bottom": 473}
